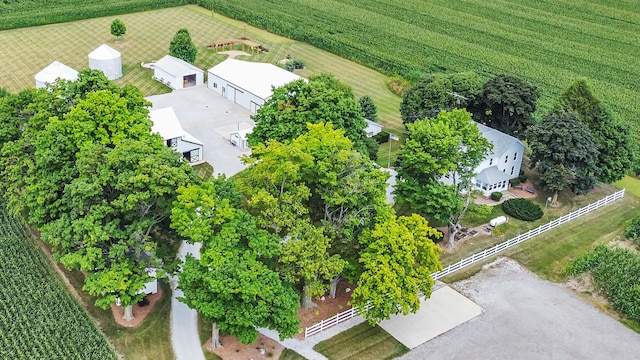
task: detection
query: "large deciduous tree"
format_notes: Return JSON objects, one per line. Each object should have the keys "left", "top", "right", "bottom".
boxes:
{"left": 171, "top": 180, "right": 300, "bottom": 346}
{"left": 352, "top": 214, "right": 441, "bottom": 324}
{"left": 1, "top": 72, "right": 193, "bottom": 320}
{"left": 400, "top": 72, "right": 482, "bottom": 126}
{"left": 395, "top": 109, "right": 492, "bottom": 249}
{"left": 527, "top": 109, "right": 599, "bottom": 204}
{"left": 248, "top": 74, "right": 376, "bottom": 159}
{"left": 479, "top": 74, "right": 539, "bottom": 138}
{"left": 169, "top": 28, "right": 197, "bottom": 64}
{"left": 556, "top": 79, "right": 633, "bottom": 183}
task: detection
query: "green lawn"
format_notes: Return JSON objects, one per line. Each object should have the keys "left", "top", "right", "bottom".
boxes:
{"left": 614, "top": 175, "right": 640, "bottom": 197}
{"left": 0, "top": 5, "right": 404, "bottom": 133}
{"left": 314, "top": 323, "right": 408, "bottom": 360}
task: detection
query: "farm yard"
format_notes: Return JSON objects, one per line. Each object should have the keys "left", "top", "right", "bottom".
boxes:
{"left": 0, "top": 205, "right": 118, "bottom": 360}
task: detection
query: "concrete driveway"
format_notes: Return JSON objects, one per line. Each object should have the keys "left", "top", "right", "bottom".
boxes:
{"left": 400, "top": 258, "right": 640, "bottom": 360}
{"left": 147, "top": 85, "right": 254, "bottom": 177}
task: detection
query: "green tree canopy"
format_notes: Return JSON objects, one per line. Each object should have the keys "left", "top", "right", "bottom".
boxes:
{"left": 171, "top": 180, "right": 300, "bottom": 345}
{"left": 527, "top": 109, "right": 599, "bottom": 203}
{"left": 400, "top": 72, "right": 482, "bottom": 125}
{"left": 359, "top": 95, "right": 378, "bottom": 121}
{"left": 352, "top": 214, "right": 441, "bottom": 324}
{"left": 169, "top": 28, "right": 197, "bottom": 63}
{"left": 395, "top": 109, "right": 492, "bottom": 249}
{"left": 110, "top": 19, "right": 126, "bottom": 39}
{"left": 556, "top": 79, "right": 634, "bottom": 183}
{"left": 479, "top": 74, "right": 539, "bottom": 138}
{"left": 248, "top": 74, "right": 376, "bottom": 159}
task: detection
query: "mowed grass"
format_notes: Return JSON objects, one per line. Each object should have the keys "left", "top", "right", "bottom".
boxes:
{"left": 314, "top": 323, "right": 408, "bottom": 360}
{"left": 614, "top": 176, "right": 640, "bottom": 197}
{"left": 442, "top": 189, "right": 640, "bottom": 283}
{"left": 0, "top": 5, "right": 404, "bottom": 133}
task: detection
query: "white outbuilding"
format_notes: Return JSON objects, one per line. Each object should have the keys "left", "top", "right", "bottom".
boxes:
{"left": 35, "top": 61, "right": 78, "bottom": 88}
{"left": 207, "top": 59, "right": 303, "bottom": 113}
{"left": 150, "top": 107, "right": 204, "bottom": 164}
{"left": 88, "top": 44, "right": 122, "bottom": 80}
{"left": 153, "top": 55, "right": 204, "bottom": 90}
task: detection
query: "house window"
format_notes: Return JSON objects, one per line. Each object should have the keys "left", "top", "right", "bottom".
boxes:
{"left": 167, "top": 138, "right": 178, "bottom": 149}
{"left": 504, "top": 155, "right": 508, "bottom": 163}
{"left": 513, "top": 152, "right": 517, "bottom": 160}
{"left": 511, "top": 166, "right": 515, "bottom": 175}
{"left": 213, "top": 82, "right": 218, "bottom": 88}
{"left": 503, "top": 169, "right": 506, "bottom": 172}
{"left": 489, "top": 158, "right": 493, "bottom": 165}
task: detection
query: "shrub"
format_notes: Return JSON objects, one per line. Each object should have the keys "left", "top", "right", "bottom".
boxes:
{"left": 292, "top": 59, "right": 305, "bottom": 69}
{"left": 386, "top": 75, "right": 411, "bottom": 96}
{"left": 284, "top": 62, "right": 295, "bottom": 72}
{"left": 432, "top": 229, "right": 444, "bottom": 243}
{"left": 373, "top": 130, "right": 390, "bottom": 144}
{"left": 509, "top": 178, "right": 521, "bottom": 186}
{"left": 624, "top": 213, "right": 640, "bottom": 246}
{"left": 502, "top": 198, "right": 543, "bottom": 221}
{"left": 518, "top": 174, "right": 528, "bottom": 183}
{"left": 110, "top": 19, "right": 126, "bottom": 39}
{"left": 490, "top": 192, "right": 503, "bottom": 201}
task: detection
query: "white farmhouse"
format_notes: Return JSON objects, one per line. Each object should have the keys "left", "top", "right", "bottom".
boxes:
{"left": 207, "top": 59, "right": 302, "bottom": 113}
{"left": 153, "top": 55, "right": 204, "bottom": 90}
{"left": 472, "top": 123, "right": 526, "bottom": 197}
{"left": 150, "top": 107, "right": 203, "bottom": 164}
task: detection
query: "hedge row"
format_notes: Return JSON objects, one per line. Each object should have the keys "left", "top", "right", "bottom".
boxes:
{"left": 502, "top": 198, "right": 543, "bottom": 222}
{"left": 0, "top": 0, "right": 189, "bottom": 31}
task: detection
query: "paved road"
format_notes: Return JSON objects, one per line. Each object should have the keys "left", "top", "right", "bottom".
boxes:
{"left": 400, "top": 258, "right": 640, "bottom": 360}
{"left": 169, "top": 241, "right": 205, "bottom": 360}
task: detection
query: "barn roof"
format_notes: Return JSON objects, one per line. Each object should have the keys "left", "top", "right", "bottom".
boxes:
{"left": 155, "top": 55, "right": 203, "bottom": 77}
{"left": 149, "top": 107, "right": 187, "bottom": 140}
{"left": 207, "top": 59, "right": 303, "bottom": 99}
{"left": 35, "top": 61, "right": 78, "bottom": 84}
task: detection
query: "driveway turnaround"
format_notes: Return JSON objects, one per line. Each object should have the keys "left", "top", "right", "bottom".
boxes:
{"left": 379, "top": 284, "right": 483, "bottom": 349}
{"left": 147, "top": 85, "right": 253, "bottom": 177}
{"left": 400, "top": 258, "right": 640, "bottom": 360}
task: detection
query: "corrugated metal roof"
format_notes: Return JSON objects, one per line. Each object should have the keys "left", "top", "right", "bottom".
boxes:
{"left": 155, "top": 55, "right": 203, "bottom": 77}
{"left": 207, "top": 59, "right": 303, "bottom": 99}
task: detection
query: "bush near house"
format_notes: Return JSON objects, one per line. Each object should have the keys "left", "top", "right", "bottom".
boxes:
{"left": 502, "top": 198, "right": 543, "bottom": 221}
{"left": 491, "top": 192, "right": 503, "bottom": 201}
{"left": 566, "top": 245, "right": 640, "bottom": 322}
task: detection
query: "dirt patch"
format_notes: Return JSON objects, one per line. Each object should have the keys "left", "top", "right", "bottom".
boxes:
{"left": 208, "top": 333, "right": 284, "bottom": 360}
{"left": 218, "top": 50, "right": 252, "bottom": 59}
{"left": 295, "top": 280, "right": 354, "bottom": 339}
{"left": 110, "top": 287, "right": 163, "bottom": 328}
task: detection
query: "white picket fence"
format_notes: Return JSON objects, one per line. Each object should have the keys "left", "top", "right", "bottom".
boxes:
{"left": 304, "top": 189, "right": 626, "bottom": 338}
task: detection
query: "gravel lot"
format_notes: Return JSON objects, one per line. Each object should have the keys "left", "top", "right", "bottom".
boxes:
{"left": 400, "top": 258, "right": 640, "bottom": 360}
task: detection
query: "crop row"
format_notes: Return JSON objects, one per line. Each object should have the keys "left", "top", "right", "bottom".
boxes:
{"left": 199, "top": 0, "right": 640, "bottom": 130}
{"left": 0, "top": 206, "right": 117, "bottom": 360}
{"left": 0, "top": 0, "right": 188, "bottom": 31}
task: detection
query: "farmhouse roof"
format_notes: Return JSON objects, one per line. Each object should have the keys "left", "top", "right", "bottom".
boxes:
{"left": 208, "top": 59, "right": 303, "bottom": 99}
{"left": 88, "top": 44, "right": 121, "bottom": 60}
{"left": 155, "top": 55, "right": 203, "bottom": 77}
{"left": 35, "top": 61, "right": 78, "bottom": 84}
{"left": 476, "top": 122, "right": 525, "bottom": 157}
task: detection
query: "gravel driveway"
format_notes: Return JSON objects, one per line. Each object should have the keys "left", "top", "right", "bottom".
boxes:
{"left": 400, "top": 258, "right": 640, "bottom": 360}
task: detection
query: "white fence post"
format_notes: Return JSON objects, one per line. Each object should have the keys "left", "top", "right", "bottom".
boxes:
{"left": 304, "top": 189, "right": 625, "bottom": 337}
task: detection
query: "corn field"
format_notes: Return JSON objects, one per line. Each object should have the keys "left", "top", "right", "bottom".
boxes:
{"left": 0, "top": 206, "right": 117, "bottom": 360}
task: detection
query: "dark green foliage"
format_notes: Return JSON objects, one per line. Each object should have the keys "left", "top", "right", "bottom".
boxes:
{"left": 479, "top": 74, "right": 539, "bottom": 138}
{"left": 567, "top": 245, "right": 640, "bottom": 322}
{"left": 502, "top": 198, "right": 543, "bottom": 221}
{"left": 509, "top": 178, "right": 521, "bottom": 186}
{"left": 373, "top": 130, "right": 390, "bottom": 144}
{"left": 557, "top": 79, "right": 634, "bottom": 183}
{"left": 359, "top": 95, "right": 378, "bottom": 121}
{"left": 110, "top": 18, "right": 126, "bottom": 38}
{"left": 490, "top": 192, "right": 502, "bottom": 201}
{"left": 169, "top": 28, "right": 197, "bottom": 63}
{"left": 400, "top": 72, "right": 481, "bottom": 125}
{"left": 518, "top": 174, "right": 528, "bottom": 183}
{"left": 527, "top": 109, "right": 599, "bottom": 196}
{"left": 0, "top": 0, "right": 188, "bottom": 30}
{"left": 624, "top": 213, "right": 640, "bottom": 246}
{"left": 292, "top": 59, "right": 305, "bottom": 69}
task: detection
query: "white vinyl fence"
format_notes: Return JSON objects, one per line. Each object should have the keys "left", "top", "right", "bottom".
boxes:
{"left": 304, "top": 189, "right": 626, "bottom": 338}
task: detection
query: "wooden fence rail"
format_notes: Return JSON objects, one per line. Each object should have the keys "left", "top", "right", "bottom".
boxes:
{"left": 304, "top": 189, "right": 625, "bottom": 338}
